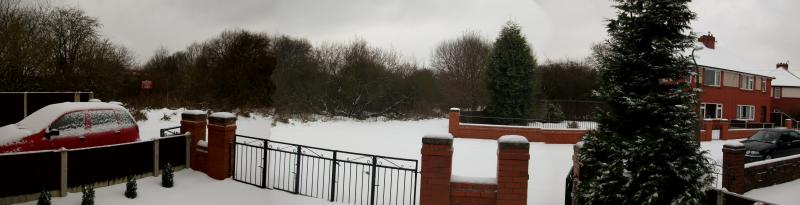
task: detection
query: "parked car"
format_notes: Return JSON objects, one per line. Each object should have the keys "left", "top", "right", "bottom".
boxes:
{"left": 743, "top": 128, "right": 800, "bottom": 162}
{"left": 0, "top": 102, "right": 139, "bottom": 153}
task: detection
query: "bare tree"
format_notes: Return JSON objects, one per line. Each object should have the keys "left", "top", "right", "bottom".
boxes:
{"left": 431, "top": 31, "right": 491, "bottom": 110}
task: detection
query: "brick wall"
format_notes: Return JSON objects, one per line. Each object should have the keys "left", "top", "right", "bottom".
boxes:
{"left": 451, "top": 181, "right": 497, "bottom": 205}
{"left": 178, "top": 111, "right": 236, "bottom": 180}
{"left": 722, "top": 142, "right": 800, "bottom": 194}
{"left": 449, "top": 109, "right": 585, "bottom": 144}
{"left": 744, "top": 155, "right": 800, "bottom": 192}
{"left": 420, "top": 134, "right": 530, "bottom": 205}
{"left": 697, "top": 67, "right": 772, "bottom": 123}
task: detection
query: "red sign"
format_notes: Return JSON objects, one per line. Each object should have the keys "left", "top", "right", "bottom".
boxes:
{"left": 141, "top": 80, "right": 153, "bottom": 90}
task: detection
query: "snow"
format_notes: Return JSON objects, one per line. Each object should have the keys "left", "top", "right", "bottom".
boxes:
{"left": 113, "top": 109, "right": 781, "bottom": 204}
{"left": 88, "top": 99, "right": 101, "bottom": 102}
{"left": 0, "top": 125, "right": 33, "bottom": 146}
{"left": 423, "top": 133, "right": 452, "bottom": 140}
{"left": 15, "top": 170, "right": 338, "bottom": 205}
{"left": 450, "top": 107, "right": 461, "bottom": 111}
{"left": 209, "top": 112, "right": 236, "bottom": 119}
{"left": 745, "top": 154, "right": 800, "bottom": 168}
{"left": 498, "top": 135, "right": 528, "bottom": 144}
{"left": 744, "top": 179, "right": 800, "bottom": 205}
{"left": 183, "top": 110, "right": 206, "bottom": 115}
{"left": 723, "top": 140, "right": 745, "bottom": 148}
{"left": 451, "top": 175, "right": 497, "bottom": 185}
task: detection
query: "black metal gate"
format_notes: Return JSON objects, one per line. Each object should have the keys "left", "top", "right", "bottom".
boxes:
{"left": 233, "top": 135, "right": 418, "bottom": 205}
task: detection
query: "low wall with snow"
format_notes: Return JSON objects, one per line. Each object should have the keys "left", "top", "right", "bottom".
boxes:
{"left": 723, "top": 141, "right": 800, "bottom": 194}
{"left": 448, "top": 109, "right": 586, "bottom": 144}
{"left": 744, "top": 154, "right": 800, "bottom": 192}
{"left": 727, "top": 129, "right": 760, "bottom": 140}
{"left": 420, "top": 134, "right": 530, "bottom": 205}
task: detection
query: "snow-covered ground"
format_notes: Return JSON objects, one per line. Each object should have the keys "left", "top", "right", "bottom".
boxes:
{"left": 744, "top": 179, "right": 800, "bottom": 205}
{"left": 23, "top": 108, "right": 791, "bottom": 205}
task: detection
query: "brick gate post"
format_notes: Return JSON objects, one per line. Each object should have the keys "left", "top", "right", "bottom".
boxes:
{"left": 722, "top": 141, "right": 746, "bottom": 194}
{"left": 420, "top": 133, "right": 453, "bottom": 205}
{"left": 207, "top": 112, "right": 237, "bottom": 180}
{"left": 497, "top": 135, "right": 530, "bottom": 205}
{"left": 449, "top": 108, "right": 461, "bottom": 137}
{"left": 181, "top": 110, "right": 207, "bottom": 171}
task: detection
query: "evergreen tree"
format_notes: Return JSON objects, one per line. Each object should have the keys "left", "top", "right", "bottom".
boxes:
{"left": 484, "top": 21, "right": 537, "bottom": 124}
{"left": 162, "top": 163, "right": 174, "bottom": 188}
{"left": 576, "top": 0, "right": 714, "bottom": 204}
{"left": 36, "top": 189, "right": 50, "bottom": 205}
{"left": 81, "top": 185, "right": 94, "bottom": 205}
{"left": 125, "top": 176, "right": 137, "bottom": 199}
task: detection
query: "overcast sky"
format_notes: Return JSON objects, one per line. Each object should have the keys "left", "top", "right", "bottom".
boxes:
{"left": 52, "top": 0, "right": 799, "bottom": 72}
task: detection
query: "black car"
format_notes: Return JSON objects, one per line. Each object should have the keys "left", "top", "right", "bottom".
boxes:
{"left": 743, "top": 128, "right": 800, "bottom": 163}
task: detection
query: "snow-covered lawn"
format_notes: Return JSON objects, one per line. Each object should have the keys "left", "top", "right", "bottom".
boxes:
{"left": 744, "top": 179, "right": 800, "bottom": 205}
{"left": 28, "top": 108, "right": 787, "bottom": 205}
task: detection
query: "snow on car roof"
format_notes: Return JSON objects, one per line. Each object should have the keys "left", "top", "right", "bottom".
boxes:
{"left": 15, "top": 102, "right": 128, "bottom": 131}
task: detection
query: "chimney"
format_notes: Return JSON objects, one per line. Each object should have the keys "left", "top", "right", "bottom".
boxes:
{"left": 777, "top": 62, "right": 789, "bottom": 70}
{"left": 698, "top": 32, "right": 716, "bottom": 49}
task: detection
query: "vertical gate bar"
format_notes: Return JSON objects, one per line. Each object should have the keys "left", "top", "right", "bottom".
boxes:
{"left": 295, "top": 145, "right": 302, "bottom": 194}
{"left": 370, "top": 156, "right": 377, "bottom": 205}
{"left": 413, "top": 160, "right": 418, "bottom": 205}
{"left": 261, "top": 140, "right": 268, "bottom": 188}
{"left": 330, "top": 151, "right": 338, "bottom": 202}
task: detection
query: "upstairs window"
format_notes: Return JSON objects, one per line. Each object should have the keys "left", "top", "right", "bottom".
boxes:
{"left": 761, "top": 77, "right": 767, "bottom": 92}
{"left": 703, "top": 68, "right": 720, "bottom": 86}
{"left": 774, "top": 87, "right": 782, "bottom": 99}
{"left": 737, "top": 105, "right": 755, "bottom": 121}
{"left": 740, "top": 74, "right": 754, "bottom": 90}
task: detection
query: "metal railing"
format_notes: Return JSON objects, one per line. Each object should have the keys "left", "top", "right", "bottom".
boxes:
{"left": 233, "top": 135, "right": 418, "bottom": 205}
{"left": 459, "top": 115, "right": 598, "bottom": 130}
{"left": 728, "top": 121, "right": 774, "bottom": 129}
{"left": 160, "top": 126, "right": 181, "bottom": 137}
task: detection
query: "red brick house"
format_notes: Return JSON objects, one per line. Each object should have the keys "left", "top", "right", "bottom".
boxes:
{"left": 692, "top": 65, "right": 773, "bottom": 123}
{"left": 765, "top": 63, "right": 800, "bottom": 117}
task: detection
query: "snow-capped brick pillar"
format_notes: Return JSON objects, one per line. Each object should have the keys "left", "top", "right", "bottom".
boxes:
{"left": 570, "top": 142, "right": 583, "bottom": 205}
{"left": 701, "top": 120, "right": 713, "bottom": 141}
{"left": 786, "top": 119, "right": 793, "bottom": 129}
{"left": 719, "top": 119, "right": 730, "bottom": 140}
{"left": 496, "top": 135, "right": 530, "bottom": 205}
{"left": 722, "top": 141, "right": 746, "bottom": 194}
{"left": 449, "top": 108, "right": 461, "bottom": 136}
{"left": 181, "top": 110, "right": 207, "bottom": 171}
{"left": 420, "top": 133, "right": 454, "bottom": 205}
{"left": 207, "top": 112, "right": 237, "bottom": 180}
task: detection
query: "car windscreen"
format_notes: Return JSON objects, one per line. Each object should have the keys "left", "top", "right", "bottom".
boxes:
{"left": 750, "top": 130, "right": 781, "bottom": 142}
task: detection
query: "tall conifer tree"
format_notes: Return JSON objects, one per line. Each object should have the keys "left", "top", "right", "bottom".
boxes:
{"left": 485, "top": 22, "right": 537, "bottom": 123}
{"left": 576, "top": 0, "right": 714, "bottom": 204}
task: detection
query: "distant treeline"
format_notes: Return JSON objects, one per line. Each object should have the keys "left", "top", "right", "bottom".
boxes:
{"left": 0, "top": 1, "right": 599, "bottom": 119}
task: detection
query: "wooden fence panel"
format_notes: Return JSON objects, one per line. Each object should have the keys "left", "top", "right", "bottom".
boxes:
{"left": 0, "top": 151, "right": 61, "bottom": 197}
{"left": 67, "top": 141, "right": 154, "bottom": 188}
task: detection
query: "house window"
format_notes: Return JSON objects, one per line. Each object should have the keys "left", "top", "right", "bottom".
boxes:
{"left": 740, "top": 74, "right": 754, "bottom": 90}
{"left": 761, "top": 77, "right": 767, "bottom": 92}
{"left": 703, "top": 68, "right": 720, "bottom": 86}
{"left": 774, "top": 87, "right": 782, "bottom": 99}
{"left": 737, "top": 105, "right": 755, "bottom": 121}
{"left": 701, "top": 103, "right": 723, "bottom": 119}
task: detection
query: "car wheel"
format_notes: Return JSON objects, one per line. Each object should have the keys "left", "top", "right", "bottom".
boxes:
{"left": 764, "top": 155, "right": 773, "bottom": 160}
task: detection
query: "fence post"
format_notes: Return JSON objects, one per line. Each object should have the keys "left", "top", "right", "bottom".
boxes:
{"left": 153, "top": 138, "right": 160, "bottom": 176}
{"left": 449, "top": 108, "right": 461, "bottom": 137}
{"left": 262, "top": 140, "right": 268, "bottom": 188}
{"left": 23, "top": 92, "right": 28, "bottom": 117}
{"left": 182, "top": 110, "right": 207, "bottom": 171}
{"left": 497, "top": 135, "right": 530, "bottom": 205}
{"left": 330, "top": 151, "right": 338, "bottom": 202}
{"left": 420, "top": 133, "right": 453, "bottom": 205}
{"left": 59, "top": 148, "right": 68, "bottom": 197}
{"left": 719, "top": 119, "right": 730, "bottom": 140}
{"left": 370, "top": 156, "right": 377, "bottom": 205}
{"left": 207, "top": 112, "right": 237, "bottom": 180}
{"left": 722, "top": 141, "right": 746, "bottom": 194}
{"left": 295, "top": 145, "right": 302, "bottom": 194}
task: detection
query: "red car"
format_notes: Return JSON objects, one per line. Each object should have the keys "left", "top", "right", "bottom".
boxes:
{"left": 0, "top": 102, "right": 140, "bottom": 153}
